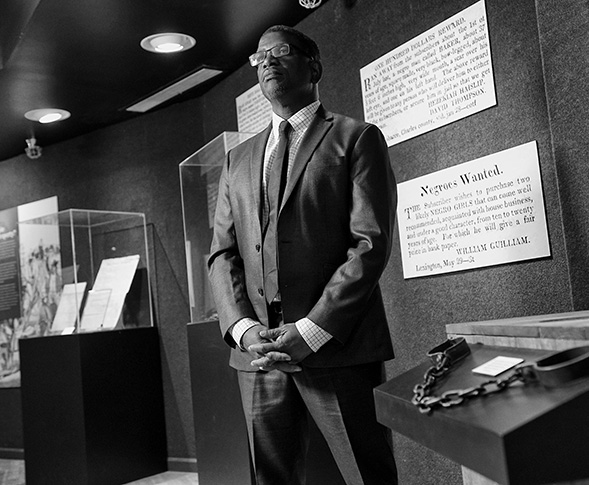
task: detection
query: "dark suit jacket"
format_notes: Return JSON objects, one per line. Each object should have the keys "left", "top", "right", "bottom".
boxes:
{"left": 208, "top": 105, "right": 397, "bottom": 371}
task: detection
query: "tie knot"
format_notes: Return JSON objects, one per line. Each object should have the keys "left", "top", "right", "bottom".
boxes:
{"left": 279, "top": 120, "right": 290, "bottom": 137}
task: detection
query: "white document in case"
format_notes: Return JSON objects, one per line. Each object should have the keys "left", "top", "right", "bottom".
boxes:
{"left": 51, "top": 282, "right": 87, "bottom": 331}
{"left": 80, "top": 255, "right": 140, "bottom": 331}
{"left": 80, "top": 289, "right": 112, "bottom": 330}
{"left": 472, "top": 356, "right": 524, "bottom": 377}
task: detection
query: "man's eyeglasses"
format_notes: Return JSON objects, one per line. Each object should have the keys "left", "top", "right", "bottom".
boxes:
{"left": 249, "top": 43, "right": 313, "bottom": 67}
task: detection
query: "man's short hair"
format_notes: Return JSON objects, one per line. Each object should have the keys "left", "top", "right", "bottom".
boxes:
{"left": 262, "top": 25, "right": 321, "bottom": 61}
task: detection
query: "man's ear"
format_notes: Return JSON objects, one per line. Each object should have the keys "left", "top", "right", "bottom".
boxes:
{"left": 310, "top": 60, "right": 323, "bottom": 84}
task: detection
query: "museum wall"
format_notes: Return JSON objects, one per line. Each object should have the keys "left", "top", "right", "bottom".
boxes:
{"left": 536, "top": 0, "right": 589, "bottom": 310}
{"left": 0, "top": 0, "right": 587, "bottom": 483}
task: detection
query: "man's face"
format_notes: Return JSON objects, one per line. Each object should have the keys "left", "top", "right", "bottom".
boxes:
{"left": 255, "top": 31, "right": 316, "bottom": 103}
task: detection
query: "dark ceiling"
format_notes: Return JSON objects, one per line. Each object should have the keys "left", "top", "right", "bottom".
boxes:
{"left": 0, "top": 0, "right": 325, "bottom": 162}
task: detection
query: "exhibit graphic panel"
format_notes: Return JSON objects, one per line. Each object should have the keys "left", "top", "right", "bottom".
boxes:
{"left": 361, "top": 0, "right": 495, "bottom": 146}
{"left": 397, "top": 141, "right": 550, "bottom": 278}
{"left": 0, "top": 207, "right": 20, "bottom": 323}
{"left": 236, "top": 84, "right": 272, "bottom": 134}
{"left": 0, "top": 196, "right": 58, "bottom": 388}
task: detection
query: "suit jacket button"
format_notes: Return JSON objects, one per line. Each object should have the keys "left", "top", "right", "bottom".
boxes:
{"left": 255, "top": 244, "right": 261, "bottom": 252}
{"left": 258, "top": 288, "right": 264, "bottom": 297}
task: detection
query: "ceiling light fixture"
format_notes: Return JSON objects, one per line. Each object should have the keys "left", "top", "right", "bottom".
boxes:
{"left": 299, "top": 0, "right": 322, "bottom": 8}
{"left": 140, "top": 33, "right": 196, "bottom": 53}
{"left": 125, "top": 67, "right": 223, "bottom": 113}
{"left": 24, "top": 108, "right": 71, "bottom": 124}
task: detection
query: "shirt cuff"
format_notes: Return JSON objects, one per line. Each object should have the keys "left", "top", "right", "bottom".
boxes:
{"left": 230, "top": 317, "right": 259, "bottom": 350}
{"left": 296, "top": 318, "right": 332, "bottom": 352}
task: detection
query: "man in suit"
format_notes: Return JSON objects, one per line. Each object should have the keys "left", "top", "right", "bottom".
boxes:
{"left": 208, "top": 24, "right": 398, "bottom": 485}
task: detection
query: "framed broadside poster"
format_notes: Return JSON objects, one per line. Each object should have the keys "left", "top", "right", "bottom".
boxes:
{"left": 361, "top": 0, "right": 495, "bottom": 146}
{"left": 397, "top": 141, "right": 550, "bottom": 278}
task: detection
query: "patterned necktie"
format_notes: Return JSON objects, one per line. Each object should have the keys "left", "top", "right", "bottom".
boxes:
{"left": 263, "top": 120, "right": 291, "bottom": 303}
{"left": 264, "top": 120, "right": 291, "bottom": 232}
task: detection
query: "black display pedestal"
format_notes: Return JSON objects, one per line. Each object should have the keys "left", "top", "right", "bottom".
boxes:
{"left": 187, "top": 320, "right": 345, "bottom": 485}
{"left": 187, "top": 320, "right": 253, "bottom": 485}
{"left": 19, "top": 327, "right": 167, "bottom": 485}
{"left": 374, "top": 344, "right": 589, "bottom": 485}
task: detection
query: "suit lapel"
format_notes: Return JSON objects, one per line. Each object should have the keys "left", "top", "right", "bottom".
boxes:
{"left": 250, "top": 124, "right": 272, "bottom": 226}
{"left": 280, "top": 106, "right": 333, "bottom": 211}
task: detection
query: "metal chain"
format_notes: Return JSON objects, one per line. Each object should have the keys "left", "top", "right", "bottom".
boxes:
{"left": 412, "top": 356, "right": 538, "bottom": 414}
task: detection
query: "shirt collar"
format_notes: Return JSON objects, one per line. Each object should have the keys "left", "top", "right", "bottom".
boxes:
{"left": 271, "top": 100, "right": 321, "bottom": 137}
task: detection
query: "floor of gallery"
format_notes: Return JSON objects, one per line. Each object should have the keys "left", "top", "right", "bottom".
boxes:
{"left": 0, "top": 460, "right": 199, "bottom": 485}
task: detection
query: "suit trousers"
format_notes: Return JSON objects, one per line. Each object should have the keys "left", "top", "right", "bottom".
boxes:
{"left": 237, "top": 362, "right": 398, "bottom": 485}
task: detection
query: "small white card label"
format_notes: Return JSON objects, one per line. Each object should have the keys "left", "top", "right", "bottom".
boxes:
{"left": 471, "top": 356, "right": 524, "bottom": 377}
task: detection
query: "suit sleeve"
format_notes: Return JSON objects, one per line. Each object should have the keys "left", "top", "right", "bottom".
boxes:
{"left": 306, "top": 124, "right": 397, "bottom": 343}
{"left": 207, "top": 153, "right": 257, "bottom": 347}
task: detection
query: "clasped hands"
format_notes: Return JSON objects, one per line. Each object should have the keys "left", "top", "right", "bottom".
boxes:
{"left": 244, "top": 322, "right": 312, "bottom": 373}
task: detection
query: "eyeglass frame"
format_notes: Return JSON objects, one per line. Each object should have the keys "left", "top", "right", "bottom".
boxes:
{"left": 249, "top": 43, "right": 315, "bottom": 67}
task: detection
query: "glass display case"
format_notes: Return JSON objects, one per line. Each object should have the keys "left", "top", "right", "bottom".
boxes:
{"left": 18, "top": 208, "right": 152, "bottom": 334}
{"left": 179, "top": 131, "right": 255, "bottom": 322}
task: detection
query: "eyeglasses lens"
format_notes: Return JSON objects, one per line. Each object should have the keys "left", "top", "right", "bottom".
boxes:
{"left": 249, "top": 44, "right": 291, "bottom": 67}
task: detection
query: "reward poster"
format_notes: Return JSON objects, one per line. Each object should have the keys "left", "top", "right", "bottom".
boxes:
{"left": 361, "top": 0, "right": 495, "bottom": 146}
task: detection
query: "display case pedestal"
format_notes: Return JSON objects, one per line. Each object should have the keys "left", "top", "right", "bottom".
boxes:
{"left": 374, "top": 344, "right": 589, "bottom": 485}
{"left": 187, "top": 320, "right": 253, "bottom": 485}
{"left": 20, "top": 327, "right": 167, "bottom": 485}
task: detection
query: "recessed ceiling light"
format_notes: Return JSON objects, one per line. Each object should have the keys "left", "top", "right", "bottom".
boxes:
{"left": 24, "top": 108, "right": 71, "bottom": 124}
{"left": 141, "top": 33, "right": 196, "bottom": 53}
